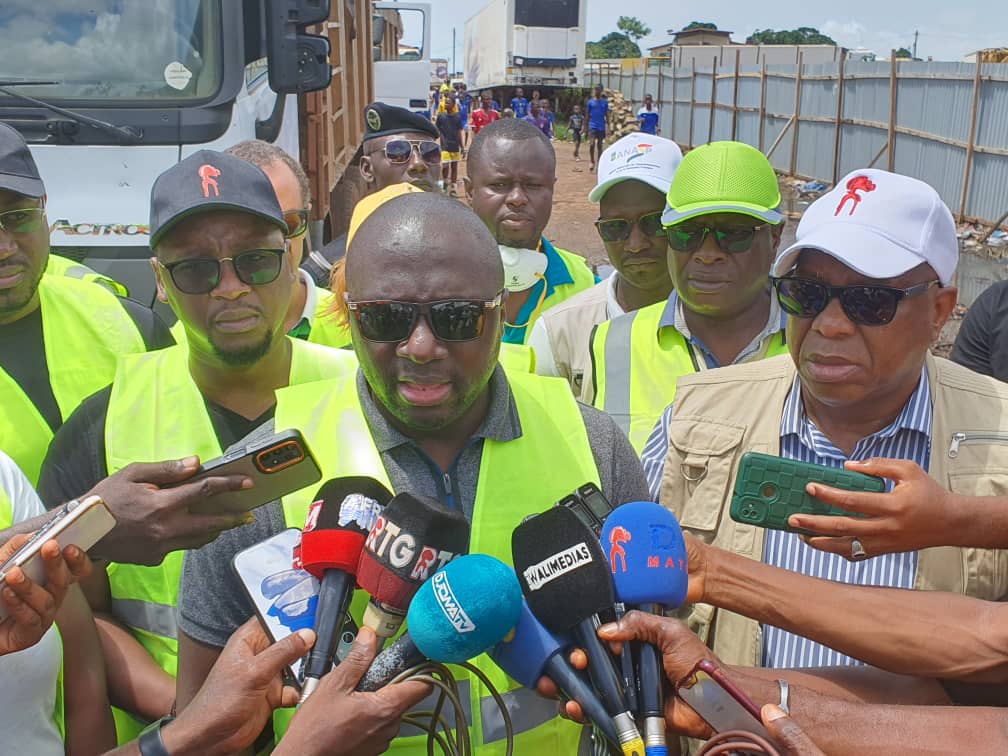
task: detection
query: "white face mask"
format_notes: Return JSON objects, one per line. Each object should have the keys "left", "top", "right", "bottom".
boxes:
{"left": 499, "top": 245, "right": 547, "bottom": 292}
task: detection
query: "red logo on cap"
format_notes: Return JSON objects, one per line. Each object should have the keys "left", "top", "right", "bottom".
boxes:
{"left": 198, "top": 164, "right": 221, "bottom": 198}
{"left": 835, "top": 175, "right": 877, "bottom": 216}
{"left": 608, "top": 525, "right": 631, "bottom": 574}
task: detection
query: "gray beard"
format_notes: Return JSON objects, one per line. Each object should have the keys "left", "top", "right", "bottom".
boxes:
{"left": 211, "top": 330, "right": 273, "bottom": 367}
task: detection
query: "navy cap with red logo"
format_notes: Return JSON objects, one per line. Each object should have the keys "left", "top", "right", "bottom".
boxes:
{"left": 0, "top": 123, "right": 45, "bottom": 198}
{"left": 149, "top": 149, "right": 287, "bottom": 248}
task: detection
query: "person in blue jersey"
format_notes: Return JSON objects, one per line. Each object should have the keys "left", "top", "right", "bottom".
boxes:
{"left": 586, "top": 84, "right": 609, "bottom": 172}
{"left": 510, "top": 87, "right": 529, "bottom": 118}
{"left": 637, "top": 93, "right": 660, "bottom": 135}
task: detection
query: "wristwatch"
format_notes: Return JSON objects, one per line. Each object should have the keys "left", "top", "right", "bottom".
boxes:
{"left": 138, "top": 715, "right": 175, "bottom": 756}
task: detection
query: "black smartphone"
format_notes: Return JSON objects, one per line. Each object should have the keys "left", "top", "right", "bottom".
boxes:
{"left": 185, "top": 429, "right": 322, "bottom": 514}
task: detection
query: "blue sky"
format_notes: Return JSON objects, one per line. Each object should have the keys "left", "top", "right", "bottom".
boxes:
{"left": 425, "top": 0, "right": 1006, "bottom": 65}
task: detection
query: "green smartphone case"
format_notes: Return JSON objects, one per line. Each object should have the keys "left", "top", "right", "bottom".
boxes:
{"left": 729, "top": 451, "right": 885, "bottom": 534}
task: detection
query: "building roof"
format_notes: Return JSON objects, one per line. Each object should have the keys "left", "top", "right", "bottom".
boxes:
{"left": 669, "top": 28, "right": 733, "bottom": 38}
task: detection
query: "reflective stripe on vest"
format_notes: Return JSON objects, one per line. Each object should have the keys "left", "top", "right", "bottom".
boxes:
{"left": 0, "top": 275, "right": 145, "bottom": 484}
{"left": 591, "top": 300, "right": 789, "bottom": 453}
{"left": 273, "top": 368, "right": 599, "bottom": 754}
{"left": 46, "top": 254, "right": 130, "bottom": 297}
{"left": 104, "top": 340, "right": 358, "bottom": 678}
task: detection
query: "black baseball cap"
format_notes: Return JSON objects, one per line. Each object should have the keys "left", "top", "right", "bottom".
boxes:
{"left": 362, "top": 102, "right": 439, "bottom": 142}
{"left": 149, "top": 149, "right": 287, "bottom": 248}
{"left": 0, "top": 123, "right": 45, "bottom": 198}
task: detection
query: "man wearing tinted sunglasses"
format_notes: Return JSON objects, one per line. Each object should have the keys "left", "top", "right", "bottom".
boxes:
{"left": 36, "top": 149, "right": 357, "bottom": 742}
{"left": 591, "top": 141, "right": 790, "bottom": 453}
{"left": 305, "top": 102, "right": 442, "bottom": 287}
{"left": 465, "top": 118, "right": 596, "bottom": 345}
{"left": 0, "top": 123, "right": 172, "bottom": 487}
{"left": 175, "top": 191, "right": 651, "bottom": 753}
{"left": 528, "top": 132, "right": 682, "bottom": 398}
{"left": 643, "top": 168, "right": 1008, "bottom": 676}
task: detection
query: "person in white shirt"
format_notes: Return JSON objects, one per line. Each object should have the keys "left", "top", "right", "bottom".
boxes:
{"left": 0, "top": 450, "right": 114, "bottom": 754}
{"left": 528, "top": 132, "right": 682, "bottom": 397}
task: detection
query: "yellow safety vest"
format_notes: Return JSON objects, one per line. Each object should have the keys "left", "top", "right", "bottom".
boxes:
{"left": 0, "top": 275, "right": 146, "bottom": 484}
{"left": 169, "top": 287, "right": 351, "bottom": 349}
{"left": 102, "top": 340, "right": 357, "bottom": 678}
{"left": 498, "top": 343, "right": 535, "bottom": 373}
{"left": 590, "top": 299, "right": 789, "bottom": 453}
{"left": 271, "top": 369, "right": 599, "bottom": 754}
{"left": 45, "top": 254, "right": 130, "bottom": 297}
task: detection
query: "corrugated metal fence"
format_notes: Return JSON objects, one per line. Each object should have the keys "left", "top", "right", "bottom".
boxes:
{"left": 595, "top": 57, "right": 1008, "bottom": 228}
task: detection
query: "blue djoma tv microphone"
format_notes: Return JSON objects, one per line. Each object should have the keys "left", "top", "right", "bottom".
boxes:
{"left": 602, "top": 501, "right": 689, "bottom": 756}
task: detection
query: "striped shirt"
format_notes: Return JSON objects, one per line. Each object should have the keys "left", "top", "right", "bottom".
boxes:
{"left": 761, "top": 368, "right": 931, "bottom": 669}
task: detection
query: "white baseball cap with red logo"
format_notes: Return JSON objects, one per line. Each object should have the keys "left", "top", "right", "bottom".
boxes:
{"left": 772, "top": 168, "right": 958, "bottom": 286}
{"left": 588, "top": 132, "right": 683, "bottom": 203}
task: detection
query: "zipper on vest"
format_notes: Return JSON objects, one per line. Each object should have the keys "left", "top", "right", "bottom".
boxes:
{"left": 948, "top": 431, "right": 1008, "bottom": 458}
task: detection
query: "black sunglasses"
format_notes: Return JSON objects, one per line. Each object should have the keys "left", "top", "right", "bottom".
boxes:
{"left": 771, "top": 276, "right": 939, "bottom": 326}
{"left": 667, "top": 223, "right": 766, "bottom": 254}
{"left": 345, "top": 292, "right": 504, "bottom": 342}
{"left": 595, "top": 211, "right": 665, "bottom": 243}
{"left": 160, "top": 248, "right": 287, "bottom": 295}
{"left": 0, "top": 206, "right": 45, "bottom": 235}
{"left": 283, "top": 208, "right": 309, "bottom": 238}
{"left": 372, "top": 139, "right": 441, "bottom": 165}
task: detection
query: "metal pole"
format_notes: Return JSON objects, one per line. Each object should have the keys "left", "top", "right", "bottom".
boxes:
{"left": 959, "top": 60, "right": 984, "bottom": 222}
{"left": 758, "top": 58, "right": 767, "bottom": 152}
{"left": 452, "top": 27, "right": 456, "bottom": 76}
{"left": 689, "top": 58, "right": 696, "bottom": 148}
{"left": 887, "top": 50, "right": 898, "bottom": 172}
{"left": 790, "top": 50, "right": 803, "bottom": 177}
{"left": 832, "top": 55, "right": 846, "bottom": 184}
{"left": 731, "top": 48, "right": 741, "bottom": 141}
{"left": 708, "top": 55, "right": 717, "bottom": 143}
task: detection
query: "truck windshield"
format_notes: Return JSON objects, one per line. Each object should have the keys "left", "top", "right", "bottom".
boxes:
{"left": 0, "top": 1, "right": 221, "bottom": 102}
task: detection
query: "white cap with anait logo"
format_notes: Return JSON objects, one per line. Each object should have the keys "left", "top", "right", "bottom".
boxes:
{"left": 588, "top": 132, "right": 683, "bottom": 203}
{"left": 773, "top": 168, "right": 958, "bottom": 286}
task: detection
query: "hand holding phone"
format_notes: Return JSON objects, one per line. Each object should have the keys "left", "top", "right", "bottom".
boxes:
{"left": 676, "top": 659, "right": 769, "bottom": 738}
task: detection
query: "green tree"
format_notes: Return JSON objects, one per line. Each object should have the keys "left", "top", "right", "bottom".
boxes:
{"left": 682, "top": 21, "right": 718, "bottom": 31}
{"left": 586, "top": 31, "right": 642, "bottom": 59}
{"left": 894, "top": 47, "right": 913, "bottom": 59}
{"left": 745, "top": 27, "right": 837, "bottom": 45}
{"left": 617, "top": 16, "right": 651, "bottom": 43}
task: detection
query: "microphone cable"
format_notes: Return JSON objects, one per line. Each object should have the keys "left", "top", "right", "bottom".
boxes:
{"left": 697, "top": 730, "right": 780, "bottom": 756}
{"left": 388, "top": 661, "right": 515, "bottom": 756}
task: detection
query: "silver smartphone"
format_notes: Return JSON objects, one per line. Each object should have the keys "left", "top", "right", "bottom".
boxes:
{"left": 232, "top": 528, "right": 357, "bottom": 688}
{"left": 0, "top": 495, "right": 117, "bottom": 620}
{"left": 676, "top": 659, "right": 771, "bottom": 738}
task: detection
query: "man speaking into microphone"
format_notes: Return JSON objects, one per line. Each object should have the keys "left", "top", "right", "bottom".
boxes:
{"left": 176, "top": 192, "right": 650, "bottom": 754}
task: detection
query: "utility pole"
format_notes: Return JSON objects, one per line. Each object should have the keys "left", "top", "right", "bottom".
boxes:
{"left": 912, "top": 30, "right": 919, "bottom": 60}
{"left": 452, "top": 27, "right": 457, "bottom": 76}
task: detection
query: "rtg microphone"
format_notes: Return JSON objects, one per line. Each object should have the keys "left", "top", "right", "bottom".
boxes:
{"left": 490, "top": 600, "right": 620, "bottom": 747}
{"left": 602, "top": 502, "right": 688, "bottom": 756}
{"left": 296, "top": 476, "right": 392, "bottom": 702}
{"left": 357, "top": 554, "right": 522, "bottom": 691}
{"left": 513, "top": 506, "right": 645, "bottom": 756}
{"left": 357, "top": 492, "right": 470, "bottom": 638}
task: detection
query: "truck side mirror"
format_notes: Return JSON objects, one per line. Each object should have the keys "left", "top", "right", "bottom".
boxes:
{"left": 372, "top": 15, "right": 386, "bottom": 47}
{"left": 265, "top": 0, "right": 332, "bottom": 93}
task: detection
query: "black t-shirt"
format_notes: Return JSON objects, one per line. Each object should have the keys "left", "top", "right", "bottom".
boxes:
{"left": 436, "top": 112, "right": 463, "bottom": 152}
{"left": 951, "top": 280, "right": 1008, "bottom": 382}
{"left": 0, "top": 297, "right": 173, "bottom": 433}
{"left": 36, "top": 384, "right": 274, "bottom": 509}
{"left": 301, "top": 233, "right": 347, "bottom": 289}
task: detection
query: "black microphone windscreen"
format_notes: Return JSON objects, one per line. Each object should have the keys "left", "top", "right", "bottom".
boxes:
{"left": 511, "top": 506, "right": 615, "bottom": 633}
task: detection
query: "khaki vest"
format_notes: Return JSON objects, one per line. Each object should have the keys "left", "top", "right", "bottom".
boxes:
{"left": 659, "top": 353, "right": 1008, "bottom": 667}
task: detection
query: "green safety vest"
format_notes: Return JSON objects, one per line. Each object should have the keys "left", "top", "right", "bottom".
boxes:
{"left": 45, "top": 254, "right": 130, "bottom": 297}
{"left": 508, "top": 246, "right": 597, "bottom": 345}
{"left": 498, "top": 343, "right": 535, "bottom": 373}
{"left": 0, "top": 480, "right": 65, "bottom": 741}
{"left": 169, "top": 286, "right": 351, "bottom": 349}
{"left": 102, "top": 341, "right": 357, "bottom": 699}
{"left": 590, "top": 299, "right": 789, "bottom": 453}
{"left": 0, "top": 275, "right": 146, "bottom": 484}
{"left": 271, "top": 368, "right": 599, "bottom": 754}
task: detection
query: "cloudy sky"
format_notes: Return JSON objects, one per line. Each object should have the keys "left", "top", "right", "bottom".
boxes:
{"left": 428, "top": 0, "right": 1006, "bottom": 64}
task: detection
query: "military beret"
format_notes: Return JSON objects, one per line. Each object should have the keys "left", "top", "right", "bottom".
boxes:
{"left": 362, "top": 101, "right": 439, "bottom": 142}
